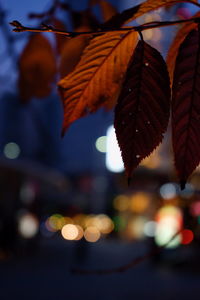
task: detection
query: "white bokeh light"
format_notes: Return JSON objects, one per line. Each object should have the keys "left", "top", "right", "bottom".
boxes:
{"left": 3, "top": 142, "right": 20, "bottom": 159}
{"left": 18, "top": 213, "right": 39, "bottom": 239}
{"left": 105, "top": 125, "right": 124, "bottom": 173}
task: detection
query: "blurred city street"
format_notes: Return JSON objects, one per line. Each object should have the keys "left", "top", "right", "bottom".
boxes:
{"left": 1, "top": 238, "right": 200, "bottom": 300}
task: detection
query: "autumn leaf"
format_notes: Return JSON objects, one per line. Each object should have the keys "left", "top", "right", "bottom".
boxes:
{"left": 71, "top": 10, "right": 99, "bottom": 30}
{"left": 102, "top": 0, "right": 199, "bottom": 29}
{"left": 19, "top": 33, "right": 56, "bottom": 102}
{"left": 167, "top": 11, "right": 200, "bottom": 82}
{"left": 99, "top": 0, "right": 118, "bottom": 22}
{"left": 114, "top": 40, "right": 170, "bottom": 181}
{"left": 59, "top": 7, "right": 100, "bottom": 79}
{"left": 172, "top": 28, "right": 200, "bottom": 188}
{"left": 53, "top": 18, "right": 69, "bottom": 54}
{"left": 58, "top": 31, "right": 138, "bottom": 134}
{"left": 59, "top": 26, "right": 91, "bottom": 78}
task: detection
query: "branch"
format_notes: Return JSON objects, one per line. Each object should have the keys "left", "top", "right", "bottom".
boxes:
{"left": 10, "top": 17, "right": 200, "bottom": 37}
{"left": 10, "top": 20, "right": 72, "bottom": 36}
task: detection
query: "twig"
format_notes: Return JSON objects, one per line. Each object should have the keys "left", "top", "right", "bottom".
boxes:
{"left": 10, "top": 17, "right": 200, "bottom": 37}
{"left": 71, "top": 229, "right": 182, "bottom": 275}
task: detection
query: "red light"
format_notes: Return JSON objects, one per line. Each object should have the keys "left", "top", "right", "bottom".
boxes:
{"left": 181, "top": 229, "right": 194, "bottom": 245}
{"left": 190, "top": 201, "right": 200, "bottom": 217}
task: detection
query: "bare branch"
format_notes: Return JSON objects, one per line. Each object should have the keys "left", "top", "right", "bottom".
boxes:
{"left": 10, "top": 20, "right": 71, "bottom": 36}
{"left": 10, "top": 17, "right": 200, "bottom": 38}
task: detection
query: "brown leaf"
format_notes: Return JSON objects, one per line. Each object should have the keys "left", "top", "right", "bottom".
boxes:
{"left": 53, "top": 18, "right": 69, "bottom": 54}
{"left": 19, "top": 34, "right": 56, "bottom": 102}
{"left": 102, "top": 0, "right": 199, "bottom": 29}
{"left": 58, "top": 31, "right": 138, "bottom": 134}
{"left": 71, "top": 10, "right": 99, "bottom": 30}
{"left": 61, "top": 10, "right": 100, "bottom": 78}
{"left": 59, "top": 27, "right": 91, "bottom": 78}
{"left": 172, "top": 28, "right": 200, "bottom": 188}
{"left": 114, "top": 41, "right": 170, "bottom": 180}
{"left": 167, "top": 11, "right": 200, "bottom": 82}
{"left": 99, "top": 0, "right": 118, "bottom": 22}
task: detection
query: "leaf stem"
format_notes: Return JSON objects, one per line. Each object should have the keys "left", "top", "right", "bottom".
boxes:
{"left": 138, "top": 30, "right": 144, "bottom": 41}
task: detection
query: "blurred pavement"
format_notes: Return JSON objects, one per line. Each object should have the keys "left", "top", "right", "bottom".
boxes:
{"left": 0, "top": 238, "right": 200, "bottom": 300}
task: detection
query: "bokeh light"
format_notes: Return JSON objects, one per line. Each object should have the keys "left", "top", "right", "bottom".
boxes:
{"left": 130, "top": 192, "right": 150, "bottom": 213}
{"left": 105, "top": 125, "right": 124, "bottom": 173}
{"left": 113, "top": 215, "right": 127, "bottom": 232}
{"left": 143, "top": 29, "right": 153, "bottom": 40}
{"left": 141, "top": 148, "right": 161, "bottom": 169}
{"left": 152, "top": 28, "right": 162, "bottom": 42}
{"left": 73, "top": 214, "right": 86, "bottom": 227}
{"left": 84, "top": 226, "right": 101, "bottom": 242}
{"left": 127, "top": 217, "right": 146, "bottom": 239}
{"left": 18, "top": 213, "right": 39, "bottom": 239}
{"left": 190, "top": 201, "right": 200, "bottom": 216}
{"left": 181, "top": 229, "right": 194, "bottom": 245}
{"left": 61, "top": 224, "right": 79, "bottom": 240}
{"left": 144, "top": 221, "right": 157, "bottom": 237}
{"left": 155, "top": 224, "right": 181, "bottom": 248}
{"left": 83, "top": 214, "right": 96, "bottom": 228}
{"left": 93, "top": 214, "right": 114, "bottom": 234}
{"left": 46, "top": 214, "right": 66, "bottom": 232}
{"left": 155, "top": 206, "right": 182, "bottom": 248}
{"left": 160, "top": 183, "right": 177, "bottom": 200}
{"left": 113, "top": 195, "right": 129, "bottom": 212}
{"left": 95, "top": 136, "right": 107, "bottom": 153}
{"left": 74, "top": 225, "right": 84, "bottom": 240}
{"left": 3, "top": 142, "right": 20, "bottom": 159}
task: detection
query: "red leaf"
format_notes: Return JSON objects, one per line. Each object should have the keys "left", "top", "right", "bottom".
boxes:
{"left": 167, "top": 11, "right": 200, "bottom": 82}
{"left": 114, "top": 40, "right": 170, "bottom": 181}
{"left": 172, "top": 28, "right": 200, "bottom": 187}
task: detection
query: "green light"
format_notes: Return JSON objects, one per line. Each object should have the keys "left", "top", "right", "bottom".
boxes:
{"left": 4, "top": 142, "right": 20, "bottom": 159}
{"left": 112, "top": 215, "right": 126, "bottom": 232}
{"left": 95, "top": 136, "right": 107, "bottom": 153}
